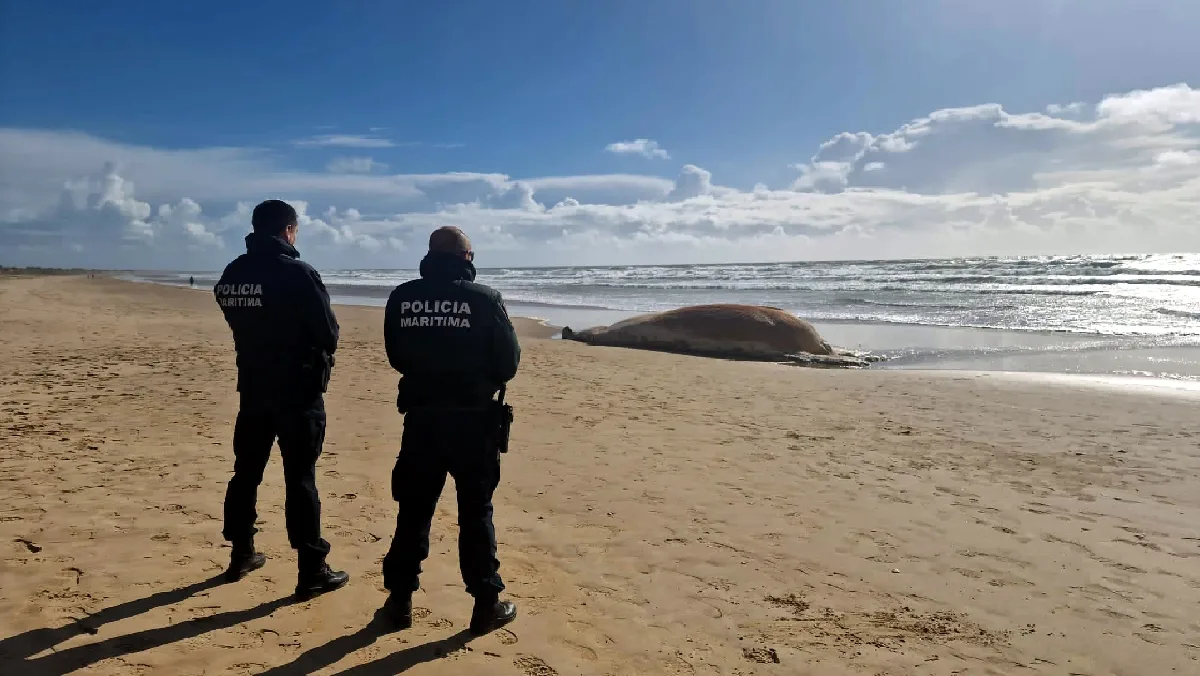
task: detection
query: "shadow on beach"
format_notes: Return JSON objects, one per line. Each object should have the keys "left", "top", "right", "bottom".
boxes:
{"left": 1, "top": 575, "right": 483, "bottom": 674}
{"left": 258, "top": 608, "right": 477, "bottom": 675}
{"left": 0, "top": 574, "right": 295, "bottom": 674}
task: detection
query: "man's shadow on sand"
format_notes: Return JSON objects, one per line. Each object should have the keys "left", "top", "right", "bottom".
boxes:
{"left": 0, "top": 573, "right": 295, "bottom": 674}
{"left": 258, "top": 609, "right": 478, "bottom": 675}
{"left": 0, "top": 576, "right": 481, "bottom": 675}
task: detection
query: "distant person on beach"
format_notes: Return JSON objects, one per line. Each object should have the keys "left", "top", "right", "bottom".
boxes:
{"left": 189, "top": 275, "right": 195, "bottom": 287}
{"left": 380, "top": 225, "right": 521, "bottom": 634}
{"left": 212, "top": 199, "right": 349, "bottom": 599}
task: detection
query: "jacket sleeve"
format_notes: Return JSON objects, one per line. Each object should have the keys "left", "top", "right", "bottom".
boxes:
{"left": 301, "top": 266, "right": 339, "bottom": 355}
{"left": 383, "top": 289, "right": 407, "bottom": 374}
{"left": 489, "top": 292, "right": 521, "bottom": 384}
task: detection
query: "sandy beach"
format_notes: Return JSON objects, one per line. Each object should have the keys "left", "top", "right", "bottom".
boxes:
{"left": 1, "top": 274, "right": 1198, "bottom": 676}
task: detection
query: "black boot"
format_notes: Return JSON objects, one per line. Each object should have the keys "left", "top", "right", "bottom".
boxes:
{"left": 225, "top": 544, "right": 267, "bottom": 583}
{"left": 295, "top": 563, "right": 350, "bottom": 600}
{"left": 381, "top": 592, "right": 413, "bottom": 629}
{"left": 469, "top": 596, "right": 517, "bottom": 635}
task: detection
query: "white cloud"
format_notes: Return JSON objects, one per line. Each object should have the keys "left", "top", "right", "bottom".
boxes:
{"left": 1095, "top": 83, "right": 1200, "bottom": 125}
{"left": 0, "top": 161, "right": 226, "bottom": 267}
{"left": 326, "top": 156, "right": 389, "bottom": 174}
{"left": 293, "top": 134, "right": 396, "bottom": 149}
{"left": 605, "top": 138, "right": 670, "bottom": 160}
{"left": 293, "top": 134, "right": 463, "bottom": 151}
{"left": 1046, "top": 102, "right": 1086, "bottom": 115}
{"left": 666, "top": 164, "right": 716, "bottom": 201}
{"left": 3, "top": 83, "right": 1200, "bottom": 269}
{"left": 1156, "top": 150, "right": 1200, "bottom": 166}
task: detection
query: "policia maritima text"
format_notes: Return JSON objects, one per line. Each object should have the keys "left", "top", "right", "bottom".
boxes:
{"left": 213, "top": 205, "right": 520, "bottom": 634}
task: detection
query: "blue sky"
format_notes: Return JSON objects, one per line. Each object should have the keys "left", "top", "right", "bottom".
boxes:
{"left": 1, "top": 1, "right": 1199, "bottom": 269}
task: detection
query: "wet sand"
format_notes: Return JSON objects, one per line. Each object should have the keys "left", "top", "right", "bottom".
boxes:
{"left": 1, "top": 275, "right": 1198, "bottom": 675}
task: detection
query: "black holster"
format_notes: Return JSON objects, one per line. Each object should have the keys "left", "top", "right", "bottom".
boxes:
{"left": 301, "top": 349, "right": 335, "bottom": 394}
{"left": 488, "top": 385, "right": 514, "bottom": 454}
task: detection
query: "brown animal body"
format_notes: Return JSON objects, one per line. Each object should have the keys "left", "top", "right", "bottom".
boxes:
{"left": 561, "top": 304, "right": 834, "bottom": 361}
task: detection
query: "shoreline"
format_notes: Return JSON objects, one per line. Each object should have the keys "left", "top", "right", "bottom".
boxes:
{"left": 871, "top": 367, "right": 1200, "bottom": 401}
{"left": 113, "top": 273, "right": 1200, "bottom": 339}
{"left": 123, "top": 275, "right": 1200, "bottom": 385}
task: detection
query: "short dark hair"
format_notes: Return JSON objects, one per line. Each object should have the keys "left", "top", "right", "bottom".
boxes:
{"left": 251, "top": 199, "right": 299, "bottom": 235}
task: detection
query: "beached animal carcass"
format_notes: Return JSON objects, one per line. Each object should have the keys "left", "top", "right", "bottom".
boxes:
{"left": 560, "top": 304, "right": 877, "bottom": 368}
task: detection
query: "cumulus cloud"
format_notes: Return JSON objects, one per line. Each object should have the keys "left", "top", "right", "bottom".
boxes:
{"left": 787, "top": 83, "right": 1200, "bottom": 197}
{"left": 0, "top": 161, "right": 228, "bottom": 268}
{"left": 605, "top": 138, "right": 670, "bottom": 160}
{"left": 666, "top": 165, "right": 715, "bottom": 201}
{"left": 326, "top": 156, "right": 389, "bottom": 174}
{"left": 3, "top": 83, "right": 1200, "bottom": 269}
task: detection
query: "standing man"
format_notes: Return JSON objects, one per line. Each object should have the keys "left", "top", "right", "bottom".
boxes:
{"left": 213, "top": 199, "right": 349, "bottom": 600}
{"left": 381, "top": 226, "right": 520, "bottom": 634}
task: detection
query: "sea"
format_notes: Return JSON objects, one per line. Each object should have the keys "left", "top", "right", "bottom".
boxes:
{"left": 126, "top": 253, "right": 1200, "bottom": 382}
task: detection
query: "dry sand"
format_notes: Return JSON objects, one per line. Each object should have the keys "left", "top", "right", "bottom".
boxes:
{"left": 1, "top": 275, "right": 1198, "bottom": 676}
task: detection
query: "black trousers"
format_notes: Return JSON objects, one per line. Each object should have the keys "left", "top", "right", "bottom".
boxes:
{"left": 222, "top": 393, "right": 331, "bottom": 571}
{"left": 382, "top": 409, "right": 504, "bottom": 599}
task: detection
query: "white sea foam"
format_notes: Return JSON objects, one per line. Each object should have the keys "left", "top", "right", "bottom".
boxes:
{"left": 123, "top": 253, "right": 1200, "bottom": 381}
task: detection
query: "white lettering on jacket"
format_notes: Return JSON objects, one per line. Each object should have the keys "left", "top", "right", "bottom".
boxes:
{"left": 397, "top": 315, "right": 472, "bottom": 328}
{"left": 396, "top": 300, "right": 473, "bottom": 315}
{"left": 215, "top": 283, "right": 264, "bottom": 307}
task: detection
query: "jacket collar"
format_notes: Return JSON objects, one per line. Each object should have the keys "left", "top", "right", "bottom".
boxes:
{"left": 419, "top": 252, "right": 476, "bottom": 282}
{"left": 245, "top": 232, "right": 300, "bottom": 259}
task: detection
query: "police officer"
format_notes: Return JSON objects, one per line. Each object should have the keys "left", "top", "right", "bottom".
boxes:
{"left": 380, "top": 226, "right": 520, "bottom": 634}
{"left": 213, "top": 199, "right": 350, "bottom": 600}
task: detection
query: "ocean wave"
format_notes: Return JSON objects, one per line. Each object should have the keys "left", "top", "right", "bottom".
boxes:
{"left": 1155, "top": 307, "right": 1200, "bottom": 320}
{"left": 833, "top": 297, "right": 981, "bottom": 310}
{"left": 463, "top": 273, "right": 1200, "bottom": 291}
{"left": 499, "top": 299, "right": 617, "bottom": 311}
{"left": 800, "top": 315, "right": 1199, "bottom": 337}
{"left": 865, "top": 274, "right": 1200, "bottom": 286}
{"left": 134, "top": 252, "right": 1200, "bottom": 339}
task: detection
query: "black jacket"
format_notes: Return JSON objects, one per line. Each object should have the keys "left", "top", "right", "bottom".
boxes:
{"left": 214, "top": 233, "right": 339, "bottom": 402}
{"left": 384, "top": 252, "right": 520, "bottom": 410}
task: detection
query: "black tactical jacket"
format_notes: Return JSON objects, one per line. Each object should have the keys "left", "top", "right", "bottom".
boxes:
{"left": 214, "top": 233, "right": 339, "bottom": 403}
{"left": 383, "top": 252, "right": 520, "bottom": 410}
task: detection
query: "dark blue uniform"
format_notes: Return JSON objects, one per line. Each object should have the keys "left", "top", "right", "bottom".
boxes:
{"left": 381, "top": 251, "right": 520, "bottom": 601}
{"left": 213, "top": 232, "right": 339, "bottom": 574}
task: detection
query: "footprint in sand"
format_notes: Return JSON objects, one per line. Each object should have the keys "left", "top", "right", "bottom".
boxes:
{"left": 553, "top": 637, "right": 597, "bottom": 661}
{"left": 495, "top": 628, "right": 519, "bottom": 645}
{"left": 742, "top": 646, "right": 780, "bottom": 664}
{"left": 765, "top": 593, "right": 811, "bottom": 616}
{"left": 61, "top": 566, "right": 84, "bottom": 585}
{"left": 513, "top": 655, "right": 558, "bottom": 676}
